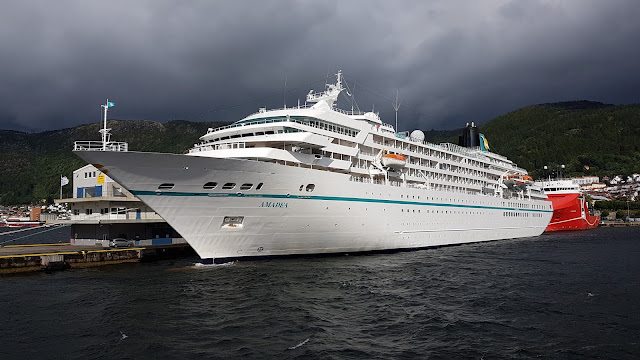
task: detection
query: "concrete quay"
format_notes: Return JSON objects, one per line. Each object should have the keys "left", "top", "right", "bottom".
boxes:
{"left": 0, "top": 243, "right": 194, "bottom": 274}
{"left": 600, "top": 222, "right": 640, "bottom": 227}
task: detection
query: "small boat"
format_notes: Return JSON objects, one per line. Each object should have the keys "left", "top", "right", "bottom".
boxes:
{"left": 381, "top": 153, "right": 406, "bottom": 168}
{"left": 504, "top": 174, "right": 533, "bottom": 190}
{"left": 0, "top": 218, "right": 45, "bottom": 227}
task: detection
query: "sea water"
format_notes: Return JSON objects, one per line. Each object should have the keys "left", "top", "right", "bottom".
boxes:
{"left": 1, "top": 227, "right": 639, "bottom": 359}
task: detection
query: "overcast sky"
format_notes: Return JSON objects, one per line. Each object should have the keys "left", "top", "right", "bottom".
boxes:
{"left": 1, "top": 0, "right": 639, "bottom": 133}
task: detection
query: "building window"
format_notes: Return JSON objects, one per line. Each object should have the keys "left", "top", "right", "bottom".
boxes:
{"left": 73, "top": 209, "right": 80, "bottom": 216}
{"left": 85, "top": 209, "right": 93, "bottom": 215}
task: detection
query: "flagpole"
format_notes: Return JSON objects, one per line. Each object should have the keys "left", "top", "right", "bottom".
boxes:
{"left": 60, "top": 175, "right": 63, "bottom": 200}
{"left": 103, "top": 99, "right": 108, "bottom": 151}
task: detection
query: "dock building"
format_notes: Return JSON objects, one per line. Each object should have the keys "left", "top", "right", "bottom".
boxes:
{"left": 55, "top": 164, "right": 185, "bottom": 247}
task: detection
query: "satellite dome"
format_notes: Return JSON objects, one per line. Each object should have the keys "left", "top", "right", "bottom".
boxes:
{"left": 410, "top": 130, "right": 425, "bottom": 142}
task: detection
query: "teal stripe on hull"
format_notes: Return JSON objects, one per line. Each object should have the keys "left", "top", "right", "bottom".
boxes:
{"left": 130, "top": 190, "right": 553, "bottom": 213}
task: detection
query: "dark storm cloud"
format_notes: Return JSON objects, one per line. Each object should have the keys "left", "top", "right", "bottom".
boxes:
{"left": 1, "top": 0, "right": 639, "bottom": 133}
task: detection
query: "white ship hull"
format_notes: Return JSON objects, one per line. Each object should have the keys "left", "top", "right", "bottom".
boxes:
{"left": 75, "top": 150, "right": 553, "bottom": 263}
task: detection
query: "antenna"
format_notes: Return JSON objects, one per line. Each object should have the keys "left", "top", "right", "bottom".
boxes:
{"left": 284, "top": 75, "right": 287, "bottom": 109}
{"left": 393, "top": 89, "right": 401, "bottom": 132}
{"left": 343, "top": 78, "right": 360, "bottom": 113}
{"left": 325, "top": 66, "right": 332, "bottom": 86}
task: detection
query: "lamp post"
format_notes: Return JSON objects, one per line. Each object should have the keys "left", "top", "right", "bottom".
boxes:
{"left": 543, "top": 165, "right": 548, "bottom": 182}
{"left": 627, "top": 201, "right": 630, "bottom": 222}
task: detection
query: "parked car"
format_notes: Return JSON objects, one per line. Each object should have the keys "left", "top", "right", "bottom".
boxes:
{"left": 109, "top": 238, "right": 133, "bottom": 248}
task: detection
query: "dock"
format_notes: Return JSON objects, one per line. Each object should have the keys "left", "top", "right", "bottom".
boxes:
{"left": 0, "top": 243, "right": 195, "bottom": 274}
{"left": 600, "top": 222, "right": 640, "bottom": 227}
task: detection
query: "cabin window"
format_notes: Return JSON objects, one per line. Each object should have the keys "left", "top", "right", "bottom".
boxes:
{"left": 203, "top": 182, "right": 218, "bottom": 189}
{"left": 158, "top": 183, "right": 174, "bottom": 190}
{"left": 256, "top": 183, "right": 264, "bottom": 190}
{"left": 305, "top": 184, "right": 315, "bottom": 192}
{"left": 240, "top": 183, "right": 253, "bottom": 190}
{"left": 265, "top": 131, "right": 274, "bottom": 135}
{"left": 222, "top": 183, "right": 236, "bottom": 190}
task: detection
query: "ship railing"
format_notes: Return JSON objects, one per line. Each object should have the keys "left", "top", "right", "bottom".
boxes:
{"left": 73, "top": 141, "right": 128, "bottom": 152}
{"left": 205, "top": 117, "right": 359, "bottom": 138}
{"left": 190, "top": 141, "right": 246, "bottom": 153}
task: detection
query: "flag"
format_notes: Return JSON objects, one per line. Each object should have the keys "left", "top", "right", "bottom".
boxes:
{"left": 107, "top": 102, "right": 115, "bottom": 107}
{"left": 61, "top": 176, "right": 69, "bottom": 186}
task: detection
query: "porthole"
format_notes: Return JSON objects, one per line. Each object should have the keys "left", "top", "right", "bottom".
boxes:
{"left": 203, "top": 182, "right": 218, "bottom": 189}
{"left": 305, "top": 184, "right": 315, "bottom": 192}
{"left": 158, "top": 183, "right": 174, "bottom": 190}
{"left": 222, "top": 183, "right": 236, "bottom": 190}
{"left": 240, "top": 183, "right": 253, "bottom": 190}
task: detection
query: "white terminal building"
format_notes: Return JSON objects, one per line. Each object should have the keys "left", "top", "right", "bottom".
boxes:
{"left": 55, "top": 164, "right": 185, "bottom": 247}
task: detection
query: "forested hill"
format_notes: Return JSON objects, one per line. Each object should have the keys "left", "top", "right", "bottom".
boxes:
{"left": 1, "top": 100, "right": 639, "bottom": 205}
{"left": 477, "top": 101, "right": 640, "bottom": 178}
{"left": 0, "top": 120, "right": 224, "bottom": 205}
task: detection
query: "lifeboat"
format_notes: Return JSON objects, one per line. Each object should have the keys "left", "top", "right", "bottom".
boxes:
{"left": 381, "top": 154, "right": 406, "bottom": 168}
{"left": 504, "top": 174, "right": 533, "bottom": 190}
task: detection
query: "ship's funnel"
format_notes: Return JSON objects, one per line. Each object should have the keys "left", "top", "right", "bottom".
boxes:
{"left": 458, "top": 123, "right": 480, "bottom": 148}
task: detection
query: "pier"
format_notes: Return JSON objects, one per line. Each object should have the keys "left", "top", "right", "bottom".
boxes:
{"left": 600, "top": 222, "right": 640, "bottom": 227}
{"left": 0, "top": 243, "right": 194, "bottom": 274}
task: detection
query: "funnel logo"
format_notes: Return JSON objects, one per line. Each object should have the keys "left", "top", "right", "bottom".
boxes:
{"left": 479, "top": 133, "right": 490, "bottom": 152}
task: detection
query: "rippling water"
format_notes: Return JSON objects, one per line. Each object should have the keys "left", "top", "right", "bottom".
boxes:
{"left": 1, "top": 227, "right": 639, "bottom": 359}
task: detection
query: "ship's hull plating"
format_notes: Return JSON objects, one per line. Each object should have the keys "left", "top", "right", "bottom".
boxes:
{"left": 545, "top": 194, "right": 600, "bottom": 232}
{"left": 75, "top": 151, "right": 553, "bottom": 262}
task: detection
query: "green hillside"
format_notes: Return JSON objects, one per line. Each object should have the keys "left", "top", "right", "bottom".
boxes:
{"left": 0, "top": 120, "right": 224, "bottom": 205}
{"left": 2, "top": 101, "right": 640, "bottom": 205}
{"left": 478, "top": 101, "right": 640, "bottom": 178}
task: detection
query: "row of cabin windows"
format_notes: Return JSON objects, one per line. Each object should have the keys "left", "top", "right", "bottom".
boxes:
{"left": 157, "top": 182, "right": 264, "bottom": 191}
{"left": 205, "top": 117, "right": 359, "bottom": 144}
{"left": 503, "top": 212, "right": 541, "bottom": 217}
{"left": 207, "top": 127, "right": 303, "bottom": 143}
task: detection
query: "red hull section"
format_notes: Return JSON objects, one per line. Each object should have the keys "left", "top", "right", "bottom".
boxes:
{"left": 545, "top": 193, "right": 600, "bottom": 232}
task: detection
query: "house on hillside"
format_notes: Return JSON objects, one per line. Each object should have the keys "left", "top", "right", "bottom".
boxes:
{"left": 572, "top": 176, "right": 599, "bottom": 186}
{"left": 610, "top": 175, "right": 623, "bottom": 185}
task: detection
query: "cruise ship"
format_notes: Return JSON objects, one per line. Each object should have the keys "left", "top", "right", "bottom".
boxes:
{"left": 73, "top": 72, "right": 553, "bottom": 263}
